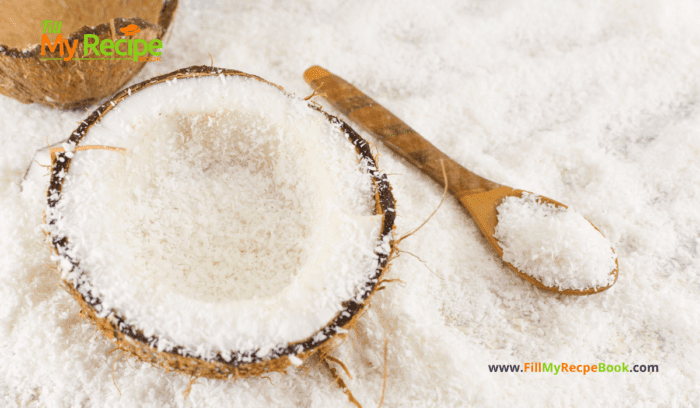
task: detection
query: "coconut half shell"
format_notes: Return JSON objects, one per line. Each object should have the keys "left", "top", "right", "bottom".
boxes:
{"left": 0, "top": 0, "right": 178, "bottom": 109}
{"left": 46, "top": 66, "right": 397, "bottom": 378}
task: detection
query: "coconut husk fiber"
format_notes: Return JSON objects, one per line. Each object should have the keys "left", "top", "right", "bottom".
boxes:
{"left": 0, "top": 0, "right": 178, "bottom": 109}
{"left": 46, "top": 66, "right": 397, "bottom": 379}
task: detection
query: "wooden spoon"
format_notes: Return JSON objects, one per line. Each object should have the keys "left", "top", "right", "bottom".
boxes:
{"left": 303, "top": 66, "right": 618, "bottom": 296}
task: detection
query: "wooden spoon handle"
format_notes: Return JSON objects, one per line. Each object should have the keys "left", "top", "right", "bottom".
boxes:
{"left": 304, "top": 66, "right": 500, "bottom": 198}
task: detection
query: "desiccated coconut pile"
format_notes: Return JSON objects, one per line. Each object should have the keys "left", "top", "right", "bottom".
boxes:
{"left": 48, "top": 75, "right": 384, "bottom": 360}
{"left": 494, "top": 193, "right": 617, "bottom": 291}
{"left": 3, "top": 1, "right": 700, "bottom": 406}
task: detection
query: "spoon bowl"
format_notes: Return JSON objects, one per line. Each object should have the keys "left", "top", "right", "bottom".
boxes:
{"left": 460, "top": 186, "right": 618, "bottom": 295}
{"left": 304, "top": 65, "right": 618, "bottom": 295}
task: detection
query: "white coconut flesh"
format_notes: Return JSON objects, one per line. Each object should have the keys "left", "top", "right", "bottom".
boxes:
{"left": 48, "top": 75, "right": 386, "bottom": 362}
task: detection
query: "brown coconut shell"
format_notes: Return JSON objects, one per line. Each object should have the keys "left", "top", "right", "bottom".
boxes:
{"left": 0, "top": 0, "right": 178, "bottom": 109}
{"left": 46, "top": 66, "right": 397, "bottom": 379}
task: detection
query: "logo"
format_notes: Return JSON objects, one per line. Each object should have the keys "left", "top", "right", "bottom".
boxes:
{"left": 40, "top": 20, "right": 162, "bottom": 62}
{"left": 120, "top": 24, "right": 141, "bottom": 36}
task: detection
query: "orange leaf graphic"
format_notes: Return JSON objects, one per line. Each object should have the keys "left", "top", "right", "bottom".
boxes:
{"left": 119, "top": 24, "right": 141, "bottom": 36}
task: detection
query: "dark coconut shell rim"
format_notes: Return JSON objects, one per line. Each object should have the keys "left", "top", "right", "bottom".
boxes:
{"left": 46, "top": 65, "right": 396, "bottom": 369}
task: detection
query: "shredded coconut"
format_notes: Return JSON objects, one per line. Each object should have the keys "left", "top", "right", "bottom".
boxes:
{"left": 49, "top": 75, "right": 382, "bottom": 359}
{"left": 2, "top": 1, "right": 700, "bottom": 406}
{"left": 494, "top": 193, "right": 616, "bottom": 291}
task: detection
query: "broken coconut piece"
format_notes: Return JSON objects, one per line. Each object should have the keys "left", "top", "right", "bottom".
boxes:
{"left": 0, "top": 0, "right": 178, "bottom": 109}
{"left": 493, "top": 193, "right": 617, "bottom": 291}
{"left": 46, "top": 66, "right": 396, "bottom": 378}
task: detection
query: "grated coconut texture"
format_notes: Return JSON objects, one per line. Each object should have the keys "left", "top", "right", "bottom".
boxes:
{"left": 2, "top": 0, "right": 700, "bottom": 406}
{"left": 44, "top": 67, "right": 396, "bottom": 377}
{"left": 494, "top": 193, "right": 617, "bottom": 291}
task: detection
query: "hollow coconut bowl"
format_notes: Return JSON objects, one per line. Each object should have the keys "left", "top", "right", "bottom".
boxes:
{"left": 0, "top": 0, "right": 178, "bottom": 109}
{"left": 46, "top": 66, "right": 396, "bottom": 378}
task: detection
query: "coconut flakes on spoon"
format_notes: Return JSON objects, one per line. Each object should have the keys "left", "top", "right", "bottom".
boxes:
{"left": 494, "top": 193, "right": 617, "bottom": 291}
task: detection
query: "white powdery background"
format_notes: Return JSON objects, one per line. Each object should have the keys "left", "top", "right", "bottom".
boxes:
{"left": 2, "top": 0, "right": 700, "bottom": 407}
